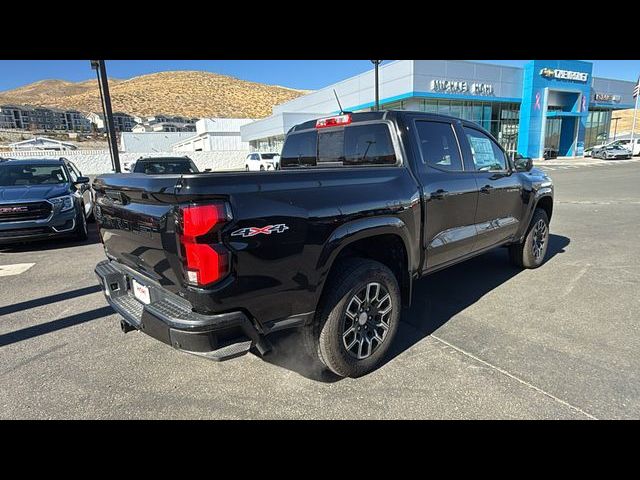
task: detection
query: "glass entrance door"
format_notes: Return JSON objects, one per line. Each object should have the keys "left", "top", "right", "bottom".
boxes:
{"left": 545, "top": 118, "right": 562, "bottom": 153}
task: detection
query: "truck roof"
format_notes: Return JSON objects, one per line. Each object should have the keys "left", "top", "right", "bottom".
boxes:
{"left": 288, "top": 110, "right": 481, "bottom": 134}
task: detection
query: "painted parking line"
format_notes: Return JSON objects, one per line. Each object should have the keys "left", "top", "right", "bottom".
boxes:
{"left": 0, "top": 263, "right": 36, "bottom": 277}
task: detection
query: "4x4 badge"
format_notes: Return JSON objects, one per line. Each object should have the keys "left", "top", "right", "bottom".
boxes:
{"left": 231, "top": 224, "right": 289, "bottom": 238}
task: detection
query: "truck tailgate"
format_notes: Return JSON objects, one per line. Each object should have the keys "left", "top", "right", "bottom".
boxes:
{"left": 93, "top": 173, "right": 186, "bottom": 291}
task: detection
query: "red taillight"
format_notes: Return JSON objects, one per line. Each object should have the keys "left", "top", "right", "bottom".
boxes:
{"left": 315, "top": 113, "right": 352, "bottom": 129}
{"left": 182, "top": 204, "right": 226, "bottom": 242}
{"left": 179, "top": 203, "right": 231, "bottom": 286}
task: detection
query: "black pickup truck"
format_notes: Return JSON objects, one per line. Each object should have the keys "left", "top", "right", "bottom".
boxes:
{"left": 94, "top": 111, "right": 553, "bottom": 377}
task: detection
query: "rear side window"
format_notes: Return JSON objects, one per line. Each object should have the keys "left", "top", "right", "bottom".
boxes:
{"left": 281, "top": 130, "right": 318, "bottom": 168}
{"left": 415, "top": 121, "right": 463, "bottom": 171}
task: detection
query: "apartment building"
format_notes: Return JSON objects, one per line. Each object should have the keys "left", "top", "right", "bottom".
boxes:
{"left": 86, "top": 111, "right": 137, "bottom": 132}
{"left": 0, "top": 104, "right": 92, "bottom": 132}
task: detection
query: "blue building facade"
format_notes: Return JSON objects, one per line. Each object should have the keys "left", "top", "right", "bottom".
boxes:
{"left": 518, "top": 60, "right": 594, "bottom": 158}
{"left": 241, "top": 60, "right": 637, "bottom": 159}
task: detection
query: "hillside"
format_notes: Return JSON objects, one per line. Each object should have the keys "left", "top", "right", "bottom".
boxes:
{"left": 610, "top": 108, "right": 639, "bottom": 137}
{"left": 0, "top": 71, "right": 308, "bottom": 119}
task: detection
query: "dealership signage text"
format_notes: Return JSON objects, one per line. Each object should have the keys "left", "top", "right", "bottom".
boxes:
{"left": 539, "top": 68, "right": 589, "bottom": 82}
{"left": 430, "top": 80, "right": 494, "bottom": 96}
{"left": 593, "top": 93, "right": 621, "bottom": 103}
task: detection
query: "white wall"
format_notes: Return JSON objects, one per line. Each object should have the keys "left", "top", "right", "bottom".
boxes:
{"left": 5, "top": 150, "right": 248, "bottom": 174}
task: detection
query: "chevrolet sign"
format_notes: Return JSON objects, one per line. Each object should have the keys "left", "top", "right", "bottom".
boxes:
{"left": 540, "top": 68, "right": 589, "bottom": 82}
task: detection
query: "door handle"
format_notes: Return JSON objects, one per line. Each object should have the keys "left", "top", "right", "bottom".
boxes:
{"left": 430, "top": 189, "right": 448, "bottom": 200}
{"left": 480, "top": 185, "right": 494, "bottom": 194}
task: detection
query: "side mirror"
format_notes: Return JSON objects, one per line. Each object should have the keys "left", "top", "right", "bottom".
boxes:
{"left": 204, "top": 168, "right": 212, "bottom": 172}
{"left": 514, "top": 154, "right": 533, "bottom": 172}
{"left": 75, "top": 176, "right": 90, "bottom": 184}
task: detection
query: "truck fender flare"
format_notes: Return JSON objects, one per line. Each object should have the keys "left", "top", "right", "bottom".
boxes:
{"left": 314, "top": 216, "right": 415, "bottom": 308}
{"left": 317, "top": 216, "right": 414, "bottom": 272}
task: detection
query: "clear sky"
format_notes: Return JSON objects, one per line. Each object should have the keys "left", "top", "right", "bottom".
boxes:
{"left": 0, "top": 60, "right": 638, "bottom": 92}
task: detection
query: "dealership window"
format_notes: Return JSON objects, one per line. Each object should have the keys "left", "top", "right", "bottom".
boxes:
{"left": 419, "top": 99, "right": 520, "bottom": 153}
{"left": 585, "top": 109, "right": 612, "bottom": 149}
{"left": 380, "top": 100, "right": 406, "bottom": 110}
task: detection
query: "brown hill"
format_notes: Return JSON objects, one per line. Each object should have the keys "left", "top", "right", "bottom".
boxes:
{"left": 0, "top": 71, "right": 308, "bottom": 119}
{"left": 610, "top": 108, "right": 639, "bottom": 137}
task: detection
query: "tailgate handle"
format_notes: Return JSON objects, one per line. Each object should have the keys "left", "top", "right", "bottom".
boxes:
{"left": 105, "top": 190, "right": 126, "bottom": 205}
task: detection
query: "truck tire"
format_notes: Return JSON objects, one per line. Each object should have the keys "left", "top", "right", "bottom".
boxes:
{"left": 303, "top": 258, "right": 401, "bottom": 378}
{"left": 509, "top": 208, "right": 549, "bottom": 269}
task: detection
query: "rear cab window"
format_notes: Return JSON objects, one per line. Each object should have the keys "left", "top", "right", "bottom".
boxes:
{"left": 281, "top": 122, "right": 398, "bottom": 169}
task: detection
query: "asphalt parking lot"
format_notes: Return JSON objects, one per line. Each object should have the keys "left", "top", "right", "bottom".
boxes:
{"left": 2, "top": 160, "right": 640, "bottom": 419}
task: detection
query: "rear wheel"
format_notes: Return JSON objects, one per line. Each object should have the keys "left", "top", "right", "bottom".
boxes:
{"left": 509, "top": 208, "right": 549, "bottom": 269}
{"left": 303, "top": 258, "right": 401, "bottom": 378}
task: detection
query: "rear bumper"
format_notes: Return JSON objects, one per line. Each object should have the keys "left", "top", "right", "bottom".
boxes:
{"left": 95, "top": 260, "right": 269, "bottom": 361}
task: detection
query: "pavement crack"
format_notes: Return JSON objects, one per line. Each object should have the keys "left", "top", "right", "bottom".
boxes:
{"left": 430, "top": 334, "right": 598, "bottom": 420}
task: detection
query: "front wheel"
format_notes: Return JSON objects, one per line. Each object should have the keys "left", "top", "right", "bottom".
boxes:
{"left": 303, "top": 258, "right": 401, "bottom": 378}
{"left": 509, "top": 208, "right": 549, "bottom": 269}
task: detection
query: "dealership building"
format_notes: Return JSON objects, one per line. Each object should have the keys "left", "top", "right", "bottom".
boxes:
{"left": 240, "top": 60, "right": 637, "bottom": 159}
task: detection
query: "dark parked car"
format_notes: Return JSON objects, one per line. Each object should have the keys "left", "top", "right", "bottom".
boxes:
{"left": 94, "top": 111, "right": 554, "bottom": 377}
{"left": 131, "top": 156, "right": 201, "bottom": 174}
{"left": 0, "top": 157, "right": 93, "bottom": 244}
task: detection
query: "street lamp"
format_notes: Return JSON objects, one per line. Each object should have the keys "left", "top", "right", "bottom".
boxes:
{"left": 90, "top": 60, "right": 121, "bottom": 173}
{"left": 371, "top": 60, "right": 382, "bottom": 111}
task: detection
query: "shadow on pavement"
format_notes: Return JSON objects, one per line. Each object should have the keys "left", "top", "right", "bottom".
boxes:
{"left": 0, "top": 306, "right": 114, "bottom": 348}
{"left": 0, "top": 285, "right": 103, "bottom": 317}
{"left": 0, "top": 223, "right": 101, "bottom": 253}
{"left": 262, "top": 234, "right": 570, "bottom": 382}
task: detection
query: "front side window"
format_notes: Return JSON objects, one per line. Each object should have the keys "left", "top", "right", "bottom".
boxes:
{"left": 463, "top": 127, "right": 507, "bottom": 172}
{"left": 415, "top": 121, "right": 463, "bottom": 171}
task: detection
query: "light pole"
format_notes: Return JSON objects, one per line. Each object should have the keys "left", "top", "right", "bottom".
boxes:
{"left": 612, "top": 116, "right": 621, "bottom": 141}
{"left": 90, "top": 60, "right": 121, "bottom": 173}
{"left": 631, "top": 76, "right": 640, "bottom": 155}
{"left": 371, "top": 60, "right": 382, "bottom": 111}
